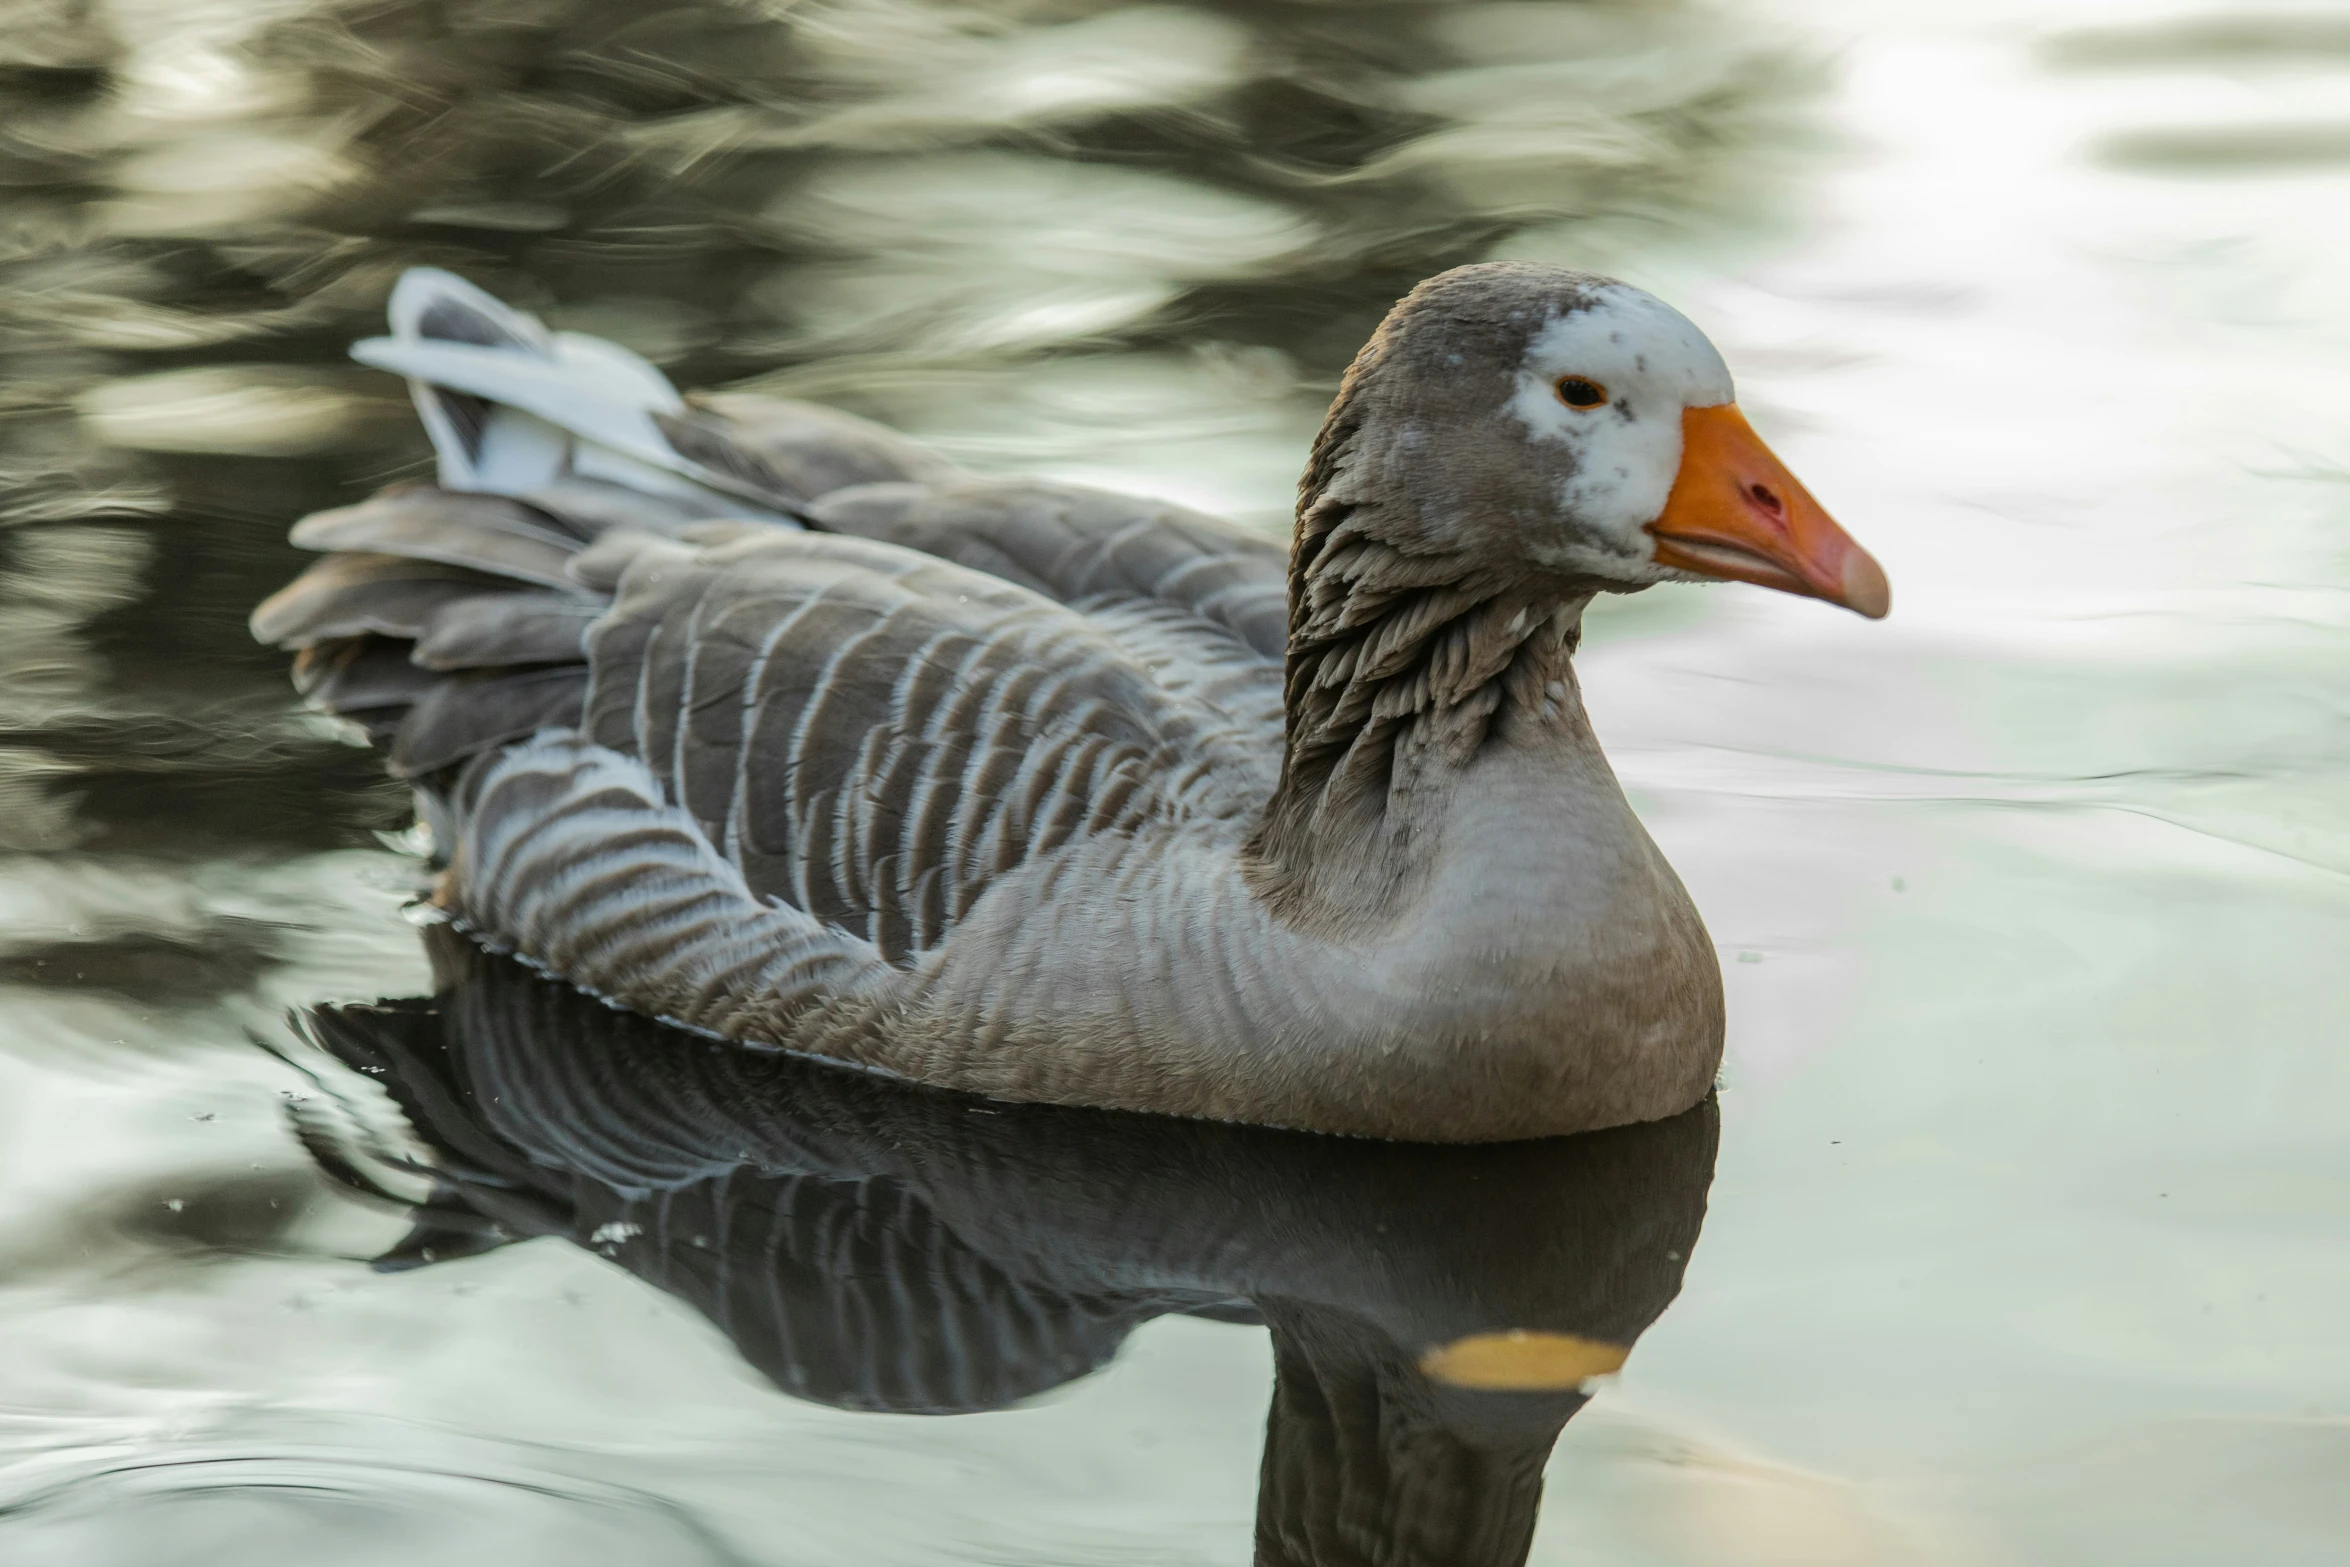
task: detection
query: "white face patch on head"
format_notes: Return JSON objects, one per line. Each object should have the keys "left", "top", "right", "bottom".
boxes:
{"left": 1503, "top": 285, "right": 1735, "bottom": 576}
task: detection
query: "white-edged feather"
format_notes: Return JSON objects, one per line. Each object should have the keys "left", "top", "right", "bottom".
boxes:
{"left": 361, "top": 269, "right": 790, "bottom": 520}
{"left": 382, "top": 269, "right": 562, "bottom": 494}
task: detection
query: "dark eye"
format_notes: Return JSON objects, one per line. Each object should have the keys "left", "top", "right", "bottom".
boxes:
{"left": 1555, "top": 376, "right": 1608, "bottom": 409}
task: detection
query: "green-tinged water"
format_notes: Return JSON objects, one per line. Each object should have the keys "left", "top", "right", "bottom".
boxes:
{"left": 1, "top": 1, "right": 2346, "bottom": 1562}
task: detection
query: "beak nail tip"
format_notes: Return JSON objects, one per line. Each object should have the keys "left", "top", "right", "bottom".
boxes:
{"left": 1842, "top": 553, "right": 1892, "bottom": 619}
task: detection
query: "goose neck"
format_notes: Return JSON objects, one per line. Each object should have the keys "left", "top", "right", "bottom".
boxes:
{"left": 1245, "top": 496, "right": 1611, "bottom": 927}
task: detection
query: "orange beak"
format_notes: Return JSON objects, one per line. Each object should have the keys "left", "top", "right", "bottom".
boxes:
{"left": 1647, "top": 404, "right": 1889, "bottom": 619}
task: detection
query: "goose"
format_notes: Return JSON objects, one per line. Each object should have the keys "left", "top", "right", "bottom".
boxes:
{"left": 253, "top": 262, "right": 1887, "bottom": 1143}
{"left": 299, "top": 931, "right": 1718, "bottom": 1567}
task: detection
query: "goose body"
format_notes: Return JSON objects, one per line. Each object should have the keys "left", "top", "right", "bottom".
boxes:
{"left": 256, "top": 265, "right": 1887, "bottom": 1142}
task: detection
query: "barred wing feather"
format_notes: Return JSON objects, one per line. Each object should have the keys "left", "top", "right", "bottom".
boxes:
{"left": 568, "top": 529, "right": 1265, "bottom": 965}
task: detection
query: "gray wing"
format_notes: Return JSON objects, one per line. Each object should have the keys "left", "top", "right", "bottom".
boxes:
{"left": 569, "top": 527, "right": 1264, "bottom": 964}
{"left": 810, "top": 476, "right": 1289, "bottom": 659}
{"left": 809, "top": 476, "right": 1290, "bottom": 757}
{"left": 253, "top": 372, "right": 1290, "bottom": 991}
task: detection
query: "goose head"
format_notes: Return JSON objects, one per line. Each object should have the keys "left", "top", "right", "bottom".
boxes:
{"left": 1315, "top": 261, "right": 1889, "bottom": 618}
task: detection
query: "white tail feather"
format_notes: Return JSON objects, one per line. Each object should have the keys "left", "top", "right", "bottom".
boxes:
{"left": 360, "top": 268, "right": 794, "bottom": 521}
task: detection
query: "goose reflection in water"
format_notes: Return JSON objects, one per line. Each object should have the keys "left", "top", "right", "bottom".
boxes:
{"left": 294, "top": 929, "right": 1716, "bottom": 1567}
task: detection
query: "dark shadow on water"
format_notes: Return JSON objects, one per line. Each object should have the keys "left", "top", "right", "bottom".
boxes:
{"left": 2041, "top": 14, "right": 2350, "bottom": 70}
{"left": 294, "top": 929, "right": 1718, "bottom": 1567}
{"left": 0, "top": 917, "right": 287, "bottom": 1005}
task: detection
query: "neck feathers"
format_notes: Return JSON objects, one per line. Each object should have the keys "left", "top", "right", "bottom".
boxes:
{"left": 1248, "top": 362, "right": 1590, "bottom": 921}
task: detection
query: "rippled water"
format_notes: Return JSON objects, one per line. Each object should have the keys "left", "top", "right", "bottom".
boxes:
{"left": 2, "top": 0, "right": 2347, "bottom": 1562}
